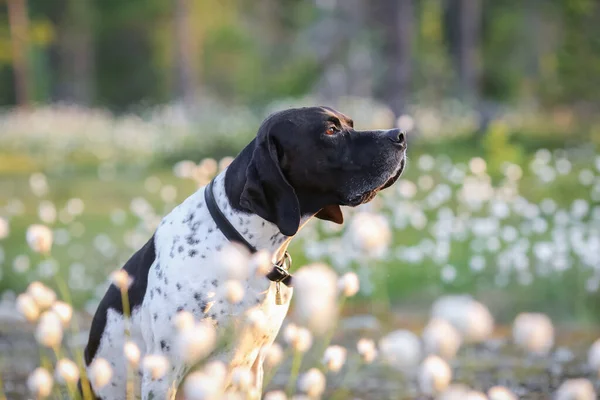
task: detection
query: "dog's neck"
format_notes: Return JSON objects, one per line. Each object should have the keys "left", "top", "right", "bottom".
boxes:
{"left": 210, "top": 172, "right": 310, "bottom": 260}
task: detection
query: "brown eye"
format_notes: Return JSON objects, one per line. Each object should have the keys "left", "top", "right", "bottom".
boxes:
{"left": 325, "top": 126, "right": 337, "bottom": 135}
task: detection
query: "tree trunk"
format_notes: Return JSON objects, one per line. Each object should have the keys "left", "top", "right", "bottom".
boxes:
{"left": 173, "top": 0, "right": 198, "bottom": 109}
{"left": 372, "top": 0, "right": 414, "bottom": 117}
{"left": 447, "top": 0, "right": 482, "bottom": 103}
{"left": 54, "top": 0, "right": 95, "bottom": 105}
{"left": 7, "top": 0, "right": 31, "bottom": 108}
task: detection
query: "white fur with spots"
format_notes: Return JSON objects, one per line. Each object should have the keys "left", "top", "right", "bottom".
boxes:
{"left": 87, "top": 171, "right": 299, "bottom": 400}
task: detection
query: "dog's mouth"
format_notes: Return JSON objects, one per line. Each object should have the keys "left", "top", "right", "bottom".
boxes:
{"left": 380, "top": 156, "right": 405, "bottom": 190}
{"left": 343, "top": 156, "right": 406, "bottom": 207}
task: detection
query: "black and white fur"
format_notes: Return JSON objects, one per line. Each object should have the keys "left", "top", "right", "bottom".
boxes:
{"left": 83, "top": 106, "right": 406, "bottom": 399}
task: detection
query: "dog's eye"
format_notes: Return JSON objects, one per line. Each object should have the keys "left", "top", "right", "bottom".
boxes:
{"left": 325, "top": 126, "right": 338, "bottom": 135}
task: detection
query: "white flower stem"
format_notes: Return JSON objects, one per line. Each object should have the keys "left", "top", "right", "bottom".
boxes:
{"left": 285, "top": 350, "right": 304, "bottom": 397}
{"left": 320, "top": 295, "right": 347, "bottom": 355}
{"left": 263, "top": 348, "right": 292, "bottom": 389}
{"left": 120, "top": 286, "right": 133, "bottom": 400}
{"left": 330, "top": 355, "right": 362, "bottom": 400}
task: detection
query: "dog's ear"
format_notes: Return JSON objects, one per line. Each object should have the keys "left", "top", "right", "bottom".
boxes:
{"left": 240, "top": 120, "right": 301, "bottom": 236}
{"left": 315, "top": 205, "right": 344, "bottom": 224}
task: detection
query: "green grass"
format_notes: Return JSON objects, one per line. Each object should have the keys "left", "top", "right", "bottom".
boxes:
{"left": 1, "top": 134, "right": 599, "bottom": 325}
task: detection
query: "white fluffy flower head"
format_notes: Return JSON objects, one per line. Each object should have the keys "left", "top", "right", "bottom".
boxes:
{"left": 35, "top": 311, "right": 64, "bottom": 348}
{"left": 338, "top": 272, "right": 360, "bottom": 297}
{"left": 88, "top": 358, "right": 113, "bottom": 389}
{"left": 322, "top": 345, "right": 347, "bottom": 373}
{"left": 55, "top": 358, "right": 79, "bottom": 384}
{"left": 16, "top": 293, "right": 40, "bottom": 322}
{"left": 27, "top": 282, "right": 56, "bottom": 310}
{"left": 379, "top": 329, "right": 422, "bottom": 370}
{"left": 142, "top": 354, "right": 170, "bottom": 380}
{"left": 293, "top": 263, "right": 338, "bottom": 335}
{"left": 512, "top": 312, "right": 554, "bottom": 356}
{"left": 357, "top": 338, "right": 378, "bottom": 364}
{"left": 418, "top": 355, "right": 452, "bottom": 394}
{"left": 27, "top": 367, "right": 53, "bottom": 398}
{"left": 175, "top": 320, "right": 217, "bottom": 364}
{"left": 51, "top": 301, "right": 73, "bottom": 327}
{"left": 26, "top": 224, "right": 53, "bottom": 254}
{"left": 109, "top": 269, "right": 133, "bottom": 291}
{"left": 297, "top": 368, "right": 326, "bottom": 398}
{"left": 124, "top": 341, "right": 141, "bottom": 367}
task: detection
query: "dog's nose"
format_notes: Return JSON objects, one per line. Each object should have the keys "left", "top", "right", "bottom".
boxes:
{"left": 385, "top": 129, "right": 406, "bottom": 146}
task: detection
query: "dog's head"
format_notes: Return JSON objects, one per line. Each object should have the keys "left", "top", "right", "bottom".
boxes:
{"left": 231, "top": 106, "right": 406, "bottom": 236}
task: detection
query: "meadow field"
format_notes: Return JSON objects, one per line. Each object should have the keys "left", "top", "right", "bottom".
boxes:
{"left": 1, "top": 101, "right": 600, "bottom": 399}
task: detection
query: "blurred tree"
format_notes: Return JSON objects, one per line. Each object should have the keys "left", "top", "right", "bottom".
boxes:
{"left": 0, "top": 0, "right": 598, "bottom": 115}
{"left": 94, "top": 0, "right": 169, "bottom": 110}
{"left": 444, "top": 0, "right": 482, "bottom": 104}
{"left": 54, "top": 0, "right": 94, "bottom": 105}
{"left": 371, "top": 0, "right": 414, "bottom": 117}
{"left": 173, "top": 0, "right": 198, "bottom": 109}
{"left": 6, "top": 0, "right": 31, "bottom": 107}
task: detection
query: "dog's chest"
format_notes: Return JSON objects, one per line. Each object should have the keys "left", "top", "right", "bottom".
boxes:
{"left": 141, "top": 184, "right": 291, "bottom": 364}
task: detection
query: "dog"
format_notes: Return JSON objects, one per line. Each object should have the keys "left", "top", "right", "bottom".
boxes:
{"left": 83, "top": 106, "right": 406, "bottom": 399}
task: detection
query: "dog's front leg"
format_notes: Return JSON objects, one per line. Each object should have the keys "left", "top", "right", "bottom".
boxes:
{"left": 250, "top": 346, "right": 267, "bottom": 396}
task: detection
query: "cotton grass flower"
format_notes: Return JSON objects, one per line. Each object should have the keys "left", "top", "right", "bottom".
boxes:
{"left": 16, "top": 292, "right": 40, "bottom": 322}
{"left": 488, "top": 386, "right": 518, "bottom": 400}
{"left": 202, "top": 360, "right": 227, "bottom": 383}
{"left": 512, "top": 312, "right": 554, "bottom": 356}
{"left": 422, "top": 318, "right": 462, "bottom": 359}
{"left": 27, "top": 282, "right": 56, "bottom": 310}
{"left": 348, "top": 212, "right": 391, "bottom": 256}
{"left": 379, "top": 330, "right": 422, "bottom": 370}
{"left": 124, "top": 341, "right": 141, "bottom": 367}
{"left": 142, "top": 354, "right": 170, "bottom": 380}
{"left": 418, "top": 355, "right": 452, "bottom": 395}
{"left": 27, "top": 367, "right": 53, "bottom": 398}
{"left": 35, "top": 311, "right": 63, "bottom": 348}
{"left": 218, "top": 243, "right": 251, "bottom": 280}
{"left": 246, "top": 308, "right": 268, "bottom": 334}
{"left": 357, "top": 338, "right": 378, "bottom": 364}
{"left": 284, "top": 324, "right": 313, "bottom": 353}
{"left": 51, "top": 301, "right": 73, "bottom": 327}
{"left": 109, "top": 269, "right": 133, "bottom": 291}
{"left": 174, "top": 320, "right": 216, "bottom": 363}
{"left": 322, "top": 345, "right": 347, "bottom": 373}
{"left": 587, "top": 338, "right": 600, "bottom": 376}
{"left": 184, "top": 371, "right": 221, "bottom": 400}
{"left": 293, "top": 263, "right": 338, "bottom": 335}
{"left": 437, "top": 384, "right": 471, "bottom": 400}
{"left": 224, "top": 280, "right": 245, "bottom": 304}
{"left": 55, "top": 358, "right": 79, "bottom": 384}
{"left": 219, "top": 156, "right": 234, "bottom": 172}
{"left": 297, "top": 368, "right": 326, "bottom": 398}
{"left": 199, "top": 158, "right": 218, "bottom": 177}
{"left": 264, "top": 391, "right": 288, "bottom": 400}
{"left": 250, "top": 249, "right": 272, "bottom": 276}
{"left": 231, "top": 367, "right": 254, "bottom": 391}
{"left": 431, "top": 295, "right": 494, "bottom": 343}
{"left": 0, "top": 216, "right": 9, "bottom": 240}
{"left": 338, "top": 272, "right": 360, "bottom": 297}
{"left": 265, "top": 343, "right": 284, "bottom": 367}
{"left": 38, "top": 200, "right": 57, "bottom": 224}
{"left": 173, "top": 310, "right": 195, "bottom": 332}
{"left": 26, "top": 224, "right": 53, "bottom": 254}
{"left": 88, "top": 357, "right": 113, "bottom": 389}
{"left": 555, "top": 378, "right": 596, "bottom": 400}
